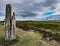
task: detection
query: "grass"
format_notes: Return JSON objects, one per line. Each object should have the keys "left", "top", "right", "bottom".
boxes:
{"left": 0, "top": 21, "right": 60, "bottom": 46}
{"left": 16, "top": 21, "right": 60, "bottom": 42}
{"left": 16, "top": 21, "right": 60, "bottom": 34}
{"left": 0, "top": 24, "right": 19, "bottom": 45}
{"left": 15, "top": 32, "right": 41, "bottom": 46}
{"left": 0, "top": 36, "right": 19, "bottom": 45}
{"left": 0, "top": 23, "right": 40, "bottom": 46}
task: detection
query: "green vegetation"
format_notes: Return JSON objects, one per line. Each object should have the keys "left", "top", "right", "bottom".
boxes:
{"left": 0, "top": 23, "right": 4, "bottom": 30}
{"left": 16, "top": 21, "right": 60, "bottom": 41}
{"left": 0, "top": 35, "right": 19, "bottom": 45}
{"left": 0, "top": 23, "right": 41, "bottom": 46}
{"left": 15, "top": 32, "right": 41, "bottom": 46}
{"left": 0, "top": 21, "right": 60, "bottom": 46}
{"left": 16, "top": 21, "right": 60, "bottom": 33}
{"left": 0, "top": 24, "right": 19, "bottom": 46}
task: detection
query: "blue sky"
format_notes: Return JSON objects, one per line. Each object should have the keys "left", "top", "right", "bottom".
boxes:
{"left": 43, "top": 12, "right": 55, "bottom": 17}
{"left": 0, "top": 0, "right": 60, "bottom": 21}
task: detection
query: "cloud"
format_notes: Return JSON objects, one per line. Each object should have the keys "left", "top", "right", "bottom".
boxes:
{"left": 44, "top": 0, "right": 57, "bottom": 7}
{"left": 14, "top": 0, "right": 57, "bottom": 18}
{"left": 0, "top": 16, "right": 5, "bottom": 21}
{"left": 0, "top": 0, "right": 60, "bottom": 21}
{"left": 50, "top": 11, "right": 60, "bottom": 15}
{"left": 3, "top": 0, "right": 22, "bottom": 4}
{"left": 16, "top": 15, "right": 34, "bottom": 21}
{"left": 16, "top": 11, "right": 38, "bottom": 17}
{"left": 54, "top": 3, "right": 60, "bottom": 11}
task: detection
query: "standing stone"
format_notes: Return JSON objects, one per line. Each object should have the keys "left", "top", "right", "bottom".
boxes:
{"left": 5, "top": 4, "right": 16, "bottom": 41}
{"left": 5, "top": 4, "right": 11, "bottom": 40}
{"left": 11, "top": 12, "right": 16, "bottom": 40}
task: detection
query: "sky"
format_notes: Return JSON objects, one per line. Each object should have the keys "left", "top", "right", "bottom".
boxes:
{"left": 0, "top": 0, "right": 60, "bottom": 21}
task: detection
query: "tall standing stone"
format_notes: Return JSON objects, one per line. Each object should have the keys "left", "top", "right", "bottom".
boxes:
{"left": 5, "top": 4, "right": 16, "bottom": 41}
{"left": 5, "top": 4, "right": 11, "bottom": 40}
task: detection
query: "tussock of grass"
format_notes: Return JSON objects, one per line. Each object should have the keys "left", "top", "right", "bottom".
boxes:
{"left": 15, "top": 32, "right": 41, "bottom": 46}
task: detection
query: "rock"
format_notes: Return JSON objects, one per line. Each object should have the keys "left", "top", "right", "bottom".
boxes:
{"left": 5, "top": 4, "right": 16, "bottom": 41}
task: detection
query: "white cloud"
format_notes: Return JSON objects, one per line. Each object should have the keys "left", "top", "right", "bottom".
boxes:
{"left": 16, "top": 16, "right": 34, "bottom": 21}
{"left": 0, "top": 16, "right": 5, "bottom": 21}
{"left": 51, "top": 11, "right": 60, "bottom": 15}
{"left": 34, "top": 0, "right": 46, "bottom": 3}
{"left": 53, "top": 3, "right": 60, "bottom": 12}
{"left": 3, "top": 0, "right": 22, "bottom": 4}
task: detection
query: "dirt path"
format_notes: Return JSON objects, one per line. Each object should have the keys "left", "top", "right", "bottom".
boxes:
{"left": 16, "top": 28, "right": 35, "bottom": 35}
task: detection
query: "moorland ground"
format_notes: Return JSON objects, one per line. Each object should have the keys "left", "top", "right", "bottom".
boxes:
{"left": 0, "top": 21, "right": 60, "bottom": 46}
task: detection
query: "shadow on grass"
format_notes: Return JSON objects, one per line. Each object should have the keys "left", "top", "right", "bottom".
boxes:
{"left": 0, "top": 35, "right": 20, "bottom": 46}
